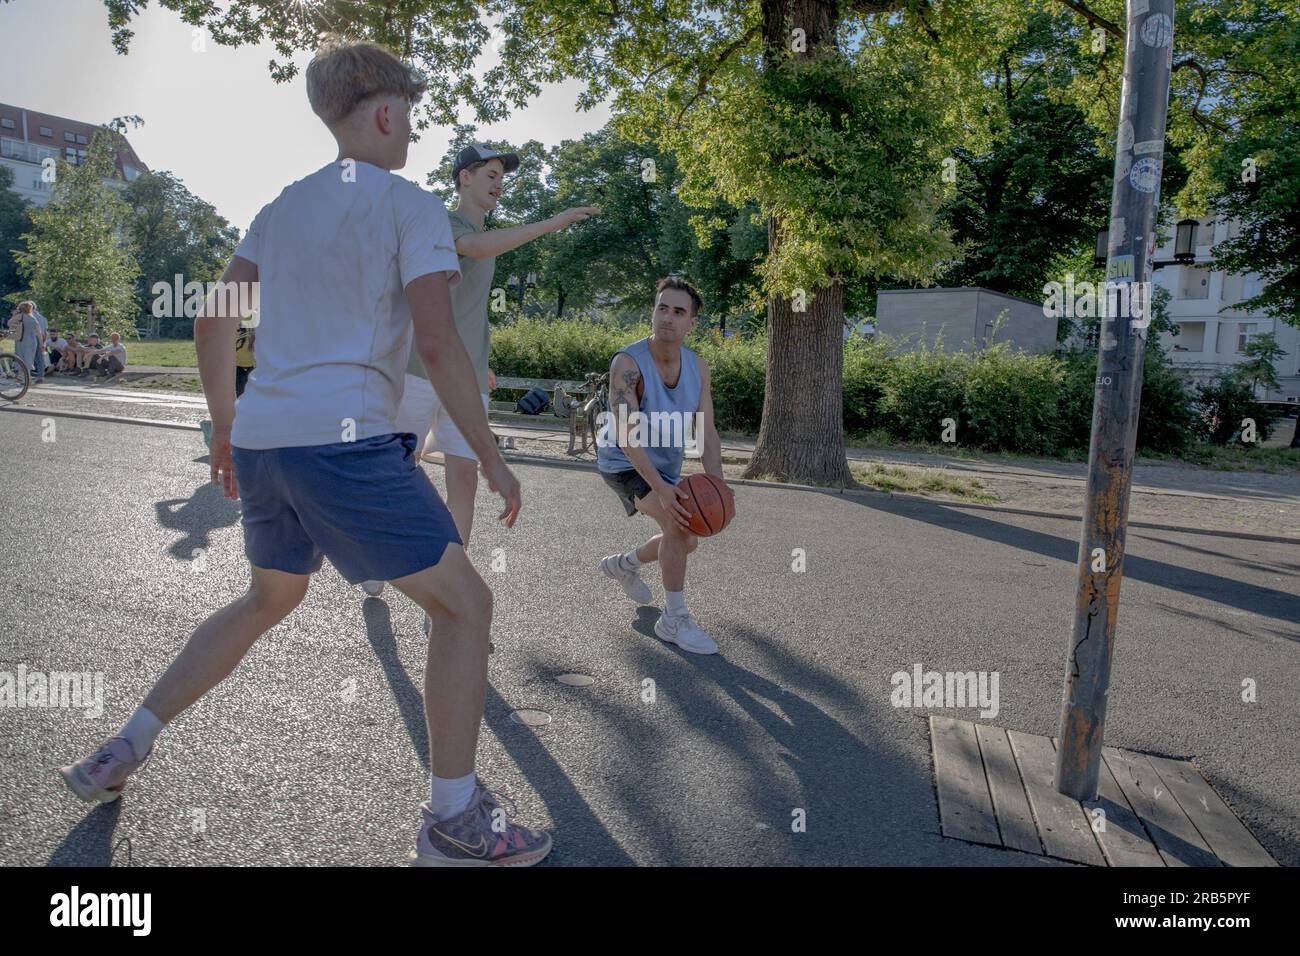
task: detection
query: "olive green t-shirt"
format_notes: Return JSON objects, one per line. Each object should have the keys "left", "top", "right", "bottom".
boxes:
{"left": 406, "top": 208, "right": 493, "bottom": 393}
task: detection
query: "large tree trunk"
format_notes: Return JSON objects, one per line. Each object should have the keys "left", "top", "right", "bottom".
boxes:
{"left": 744, "top": 238, "right": 852, "bottom": 484}
{"left": 744, "top": 0, "right": 852, "bottom": 485}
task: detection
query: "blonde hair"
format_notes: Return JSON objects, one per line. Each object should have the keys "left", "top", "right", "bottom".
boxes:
{"left": 306, "top": 38, "right": 427, "bottom": 127}
{"left": 17, "top": 301, "right": 33, "bottom": 314}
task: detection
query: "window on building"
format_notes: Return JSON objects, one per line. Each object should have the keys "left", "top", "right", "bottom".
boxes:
{"left": 0, "top": 118, "right": 14, "bottom": 130}
{"left": 1179, "top": 267, "right": 1211, "bottom": 300}
{"left": 1198, "top": 217, "right": 1215, "bottom": 249}
{"left": 1175, "top": 322, "right": 1206, "bottom": 352}
{"left": 75, "top": 134, "right": 88, "bottom": 145}
{"left": 38, "top": 126, "right": 52, "bottom": 138}
{"left": 65, "top": 146, "right": 78, "bottom": 163}
{"left": 1221, "top": 274, "right": 1243, "bottom": 305}
{"left": 1237, "top": 323, "right": 1258, "bottom": 353}
{"left": 63, "top": 131, "right": 76, "bottom": 142}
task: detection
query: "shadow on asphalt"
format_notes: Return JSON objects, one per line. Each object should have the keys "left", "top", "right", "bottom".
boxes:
{"left": 154, "top": 481, "right": 240, "bottom": 562}
{"left": 360, "top": 596, "right": 638, "bottom": 865}
{"left": 48, "top": 801, "right": 125, "bottom": 866}
{"left": 581, "top": 610, "right": 945, "bottom": 865}
{"left": 850, "top": 495, "right": 1300, "bottom": 627}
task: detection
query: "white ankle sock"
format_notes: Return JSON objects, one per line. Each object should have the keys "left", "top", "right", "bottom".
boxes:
{"left": 430, "top": 772, "right": 478, "bottom": 821}
{"left": 620, "top": 550, "right": 642, "bottom": 571}
{"left": 666, "top": 590, "right": 687, "bottom": 616}
{"left": 116, "top": 707, "right": 164, "bottom": 761}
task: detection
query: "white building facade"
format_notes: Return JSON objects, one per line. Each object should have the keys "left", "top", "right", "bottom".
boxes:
{"left": 0, "top": 103, "right": 145, "bottom": 208}
{"left": 1153, "top": 217, "right": 1300, "bottom": 403}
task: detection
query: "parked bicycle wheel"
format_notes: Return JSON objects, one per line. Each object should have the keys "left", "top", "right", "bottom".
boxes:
{"left": 0, "top": 353, "right": 31, "bottom": 401}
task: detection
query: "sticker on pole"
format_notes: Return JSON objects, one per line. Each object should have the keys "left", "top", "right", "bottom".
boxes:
{"left": 1140, "top": 13, "right": 1173, "bottom": 48}
{"left": 1129, "top": 156, "right": 1161, "bottom": 193}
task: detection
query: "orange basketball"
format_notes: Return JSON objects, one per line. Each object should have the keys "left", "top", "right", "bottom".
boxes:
{"left": 677, "top": 473, "right": 734, "bottom": 537}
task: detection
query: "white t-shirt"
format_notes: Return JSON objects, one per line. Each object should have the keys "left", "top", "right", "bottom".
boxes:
{"left": 104, "top": 342, "right": 127, "bottom": 365}
{"left": 50, "top": 337, "right": 67, "bottom": 351}
{"left": 230, "top": 161, "right": 460, "bottom": 450}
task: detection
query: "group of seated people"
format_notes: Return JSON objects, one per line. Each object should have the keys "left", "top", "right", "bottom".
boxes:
{"left": 46, "top": 331, "right": 129, "bottom": 378}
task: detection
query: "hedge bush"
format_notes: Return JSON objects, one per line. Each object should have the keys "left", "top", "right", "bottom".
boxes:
{"left": 489, "top": 317, "right": 1200, "bottom": 456}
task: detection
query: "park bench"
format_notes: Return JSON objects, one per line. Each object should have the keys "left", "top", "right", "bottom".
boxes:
{"left": 492, "top": 372, "right": 608, "bottom": 454}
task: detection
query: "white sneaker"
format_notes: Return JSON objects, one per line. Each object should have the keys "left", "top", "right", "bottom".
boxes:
{"left": 600, "top": 555, "right": 653, "bottom": 605}
{"left": 361, "top": 580, "right": 386, "bottom": 597}
{"left": 654, "top": 610, "right": 718, "bottom": 655}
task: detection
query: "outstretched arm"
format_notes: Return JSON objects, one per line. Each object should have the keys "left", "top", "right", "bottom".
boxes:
{"left": 454, "top": 207, "right": 601, "bottom": 260}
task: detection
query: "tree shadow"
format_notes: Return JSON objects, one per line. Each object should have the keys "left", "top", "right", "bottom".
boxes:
{"left": 847, "top": 496, "right": 1300, "bottom": 625}
{"left": 360, "top": 598, "right": 636, "bottom": 865}
{"left": 154, "top": 482, "right": 240, "bottom": 562}
{"left": 522, "top": 612, "right": 955, "bottom": 866}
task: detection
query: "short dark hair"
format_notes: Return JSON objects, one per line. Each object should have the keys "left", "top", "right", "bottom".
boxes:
{"left": 655, "top": 276, "right": 702, "bottom": 317}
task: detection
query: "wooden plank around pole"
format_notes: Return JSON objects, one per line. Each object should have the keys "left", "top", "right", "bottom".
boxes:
{"left": 1010, "top": 729, "right": 1106, "bottom": 866}
{"left": 976, "top": 725, "right": 1042, "bottom": 856}
{"left": 1103, "top": 747, "right": 1220, "bottom": 867}
{"left": 1145, "top": 755, "right": 1277, "bottom": 867}
{"left": 1087, "top": 747, "right": 1167, "bottom": 867}
{"left": 930, "top": 717, "right": 1001, "bottom": 847}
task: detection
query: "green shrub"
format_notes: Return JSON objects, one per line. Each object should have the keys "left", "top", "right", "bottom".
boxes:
{"left": 692, "top": 333, "right": 767, "bottom": 432}
{"left": 961, "top": 345, "right": 1064, "bottom": 453}
{"left": 488, "top": 316, "right": 1201, "bottom": 457}
{"left": 842, "top": 337, "right": 890, "bottom": 434}
{"left": 879, "top": 347, "right": 967, "bottom": 443}
{"left": 488, "top": 317, "right": 648, "bottom": 381}
{"left": 1057, "top": 347, "right": 1194, "bottom": 454}
{"left": 1192, "top": 376, "right": 1281, "bottom": 445}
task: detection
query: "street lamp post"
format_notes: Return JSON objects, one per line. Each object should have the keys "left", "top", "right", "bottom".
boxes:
{"left": 1054, "top": 0, "right": 1177, "bottom": 800}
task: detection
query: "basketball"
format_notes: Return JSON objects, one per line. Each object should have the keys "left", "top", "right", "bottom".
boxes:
{"left": 677, "top": 473, "right": 734, "bottom": 537}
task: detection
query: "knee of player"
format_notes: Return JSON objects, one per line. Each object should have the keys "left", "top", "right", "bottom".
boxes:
{"left": 458, "top": 573, "right": 494, "bottom": 625}
{"left": 247, "top": 581, "right": 306, "bottom": 620}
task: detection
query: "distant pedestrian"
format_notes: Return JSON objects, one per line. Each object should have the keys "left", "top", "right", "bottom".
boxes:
{"left": 29, "top": 302, "right": 48, "bottom": 382}
{"left": 9, "top": 302, "right": 40, "bottom": 380}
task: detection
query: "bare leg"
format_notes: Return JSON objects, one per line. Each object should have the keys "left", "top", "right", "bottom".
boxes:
{"left": 142, "top": 565, "right": 310, "bottom": 723}
{"left": 632, "top": 494, "right": 698, "bottom": 592}
{"left": 635, "top": 535, "right": 662, "bottom": 564}
{"left": 442, "top": 455, "right": 479, "bottom": 548}
{"left": 389, "top": 544, "right": 493, "bottom": 778}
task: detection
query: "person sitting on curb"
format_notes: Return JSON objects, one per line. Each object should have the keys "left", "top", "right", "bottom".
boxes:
{"left": 90, "top": 333, "right": 128, "bottom": 378}
{"left": 46, "top": 330, "right": 67, "bottom": 372}
{"left": 57, "top": 333, "right": 83, "bottom": 372}
{"left": 74, "top": 334, "right": 103, "bottom": 376}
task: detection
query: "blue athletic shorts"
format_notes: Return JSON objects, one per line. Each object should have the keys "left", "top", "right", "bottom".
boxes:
{"left": 231, "top": 432, "right": 461, "bottom": 583}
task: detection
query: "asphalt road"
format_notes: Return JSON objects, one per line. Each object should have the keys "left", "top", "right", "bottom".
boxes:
{"left": 2, "top": 413, "right": 1298, "bottom": 866}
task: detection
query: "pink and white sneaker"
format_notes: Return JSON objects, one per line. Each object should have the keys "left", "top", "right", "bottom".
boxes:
{"left": 409, "top": 779, "right": 552, "bottom": 867}
{"left": 59, "top": 737, "right": 151, "bottom": 803}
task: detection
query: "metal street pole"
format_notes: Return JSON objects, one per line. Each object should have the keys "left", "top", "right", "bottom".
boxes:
{"left": 1055, "top": 0, "right": 1176, "bottom": 800}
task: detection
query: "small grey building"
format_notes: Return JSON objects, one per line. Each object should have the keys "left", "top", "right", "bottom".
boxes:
{"left": 875, "top": 287, "right": 1056, "bottom": 354}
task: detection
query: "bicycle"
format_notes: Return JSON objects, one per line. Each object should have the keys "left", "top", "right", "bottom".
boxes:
{"left": 0, "top": 352, "right": 31, "bottom": 401}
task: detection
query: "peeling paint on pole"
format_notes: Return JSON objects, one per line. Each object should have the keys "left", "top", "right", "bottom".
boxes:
{"left": 1054, "top": 0, "right": 1176, "bottom": 801}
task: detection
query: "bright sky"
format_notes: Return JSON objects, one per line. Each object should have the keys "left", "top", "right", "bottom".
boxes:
{"left": 0, "top": 0, "right": 610, "bottom": 231}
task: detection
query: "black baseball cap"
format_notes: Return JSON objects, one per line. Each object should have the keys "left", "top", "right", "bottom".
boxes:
{"left": 451, "top": 144, "right": 520, "bottom": 184}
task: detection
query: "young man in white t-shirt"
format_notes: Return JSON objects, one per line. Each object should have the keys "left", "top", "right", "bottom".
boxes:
{"left": 59, "top": 40, "right": 551, "bottom": 867}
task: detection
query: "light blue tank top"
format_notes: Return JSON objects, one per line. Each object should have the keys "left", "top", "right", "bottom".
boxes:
{"left": 597, "top": 337, "right": 702, "bottom": 483}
